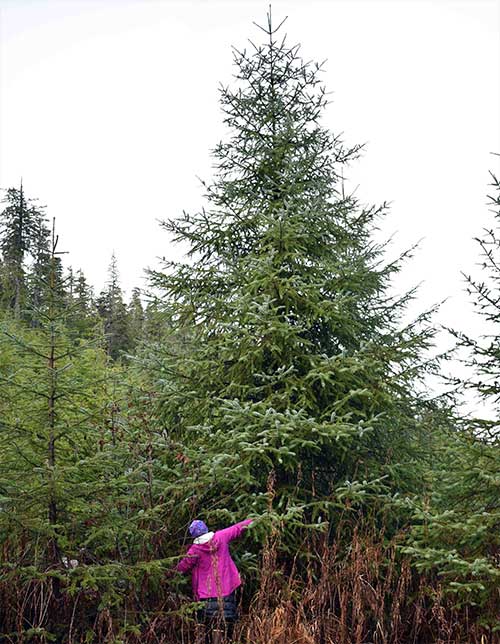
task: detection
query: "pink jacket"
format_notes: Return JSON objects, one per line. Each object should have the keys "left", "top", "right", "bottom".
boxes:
{"left": 176, "top": 519, "right": 252, "bottom": 599}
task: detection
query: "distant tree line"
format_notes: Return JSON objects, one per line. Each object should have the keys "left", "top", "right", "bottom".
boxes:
{"left": 0, "top": 186, "right": 164, "bottom": 359}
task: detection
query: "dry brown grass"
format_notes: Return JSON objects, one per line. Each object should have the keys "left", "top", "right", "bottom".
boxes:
{"left": 0, "top": 528, "right": 498, "bottom": 643}
{"left": 235, "top": 528, "right": 497, "bottom": 644}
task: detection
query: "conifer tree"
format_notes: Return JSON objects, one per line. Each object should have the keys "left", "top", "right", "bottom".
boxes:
{"left": 128, "top": 286, "right": 145, "bottom": 347}
{"left": 0, "top": 220, "right": 108, "bottom": 589}
{"left": 0, "top": 184, "right": 50, "bottom": 318}
{"left": 67, "top": 268, "right": 100, "bottom": 338}
{"left": 97, "top": 253, "right": 132, "bottom": 360}
{"left": 405, "top": 172, "right": 500, "bottom": 616}
{"left": 149, "top": 12, "right": 436, "bottom": 534}
{"left": 26, "top": 212, "right": 54, "bottom": 318}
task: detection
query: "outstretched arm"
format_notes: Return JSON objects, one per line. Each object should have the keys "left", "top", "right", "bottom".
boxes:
{"left": 217, "top": 519, "right": 253, "bottom": 543}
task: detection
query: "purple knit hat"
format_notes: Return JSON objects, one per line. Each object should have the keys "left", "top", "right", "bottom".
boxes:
{"left": 189, "top": 519, "right": 208, "bottom": 538}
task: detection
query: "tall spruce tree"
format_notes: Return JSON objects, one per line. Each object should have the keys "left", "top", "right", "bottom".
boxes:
{"left": 0, "top": 184, "right": 50, "bottom": 318}
{"left": 97, "top": 253, "right": 132, "bottom": 360}
{"left": 149, "top": 12, "right": 436, "bottom": 536}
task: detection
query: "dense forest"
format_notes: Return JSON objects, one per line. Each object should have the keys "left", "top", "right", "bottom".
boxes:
{"left": 0, "top": 13, "right": 498, "bottom": 644}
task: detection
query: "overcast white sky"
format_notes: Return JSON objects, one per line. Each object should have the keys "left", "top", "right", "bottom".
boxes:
{"left": 1, "top": 0, "right": 499, "bottom": 347}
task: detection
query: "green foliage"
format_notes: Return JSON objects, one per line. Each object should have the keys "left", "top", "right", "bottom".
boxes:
{"left": 97, "top": 253, "right": 133, "bottom": 360}
{"left": 0, "top": 184, "right": 51, "bottom": 319}
{"left": 0, "top": 223, "right": 109, "bottom": 568}
{"left": 66, "top": 268, "right": 102, "bottom": 339}
{"left": 0, "top": 11, "right": 497, "bottom": 642}
{"left": 147, "top": 14, "right": 438, "bottom": 546}
{"left": 127, "top": 287, "right": 145, "bottom": 350}
{"left": 403, "top": 174, "right": 500, "bottom": 618}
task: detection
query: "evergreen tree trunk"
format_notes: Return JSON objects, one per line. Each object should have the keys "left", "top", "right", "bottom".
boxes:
{"left": 12, "top": 183, "right": 24, "bottom": 319}
{"left": 47, "top": 220, "right": 60, "bottom": 569}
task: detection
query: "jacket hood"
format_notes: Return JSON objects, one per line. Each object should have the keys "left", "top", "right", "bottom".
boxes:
{"left": 193, "top": 531, "right": 214, "bottom": 545}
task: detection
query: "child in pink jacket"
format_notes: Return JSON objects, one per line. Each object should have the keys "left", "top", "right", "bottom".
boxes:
{"left": 176, "top": 518, "right": 253, "bottom": 643}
